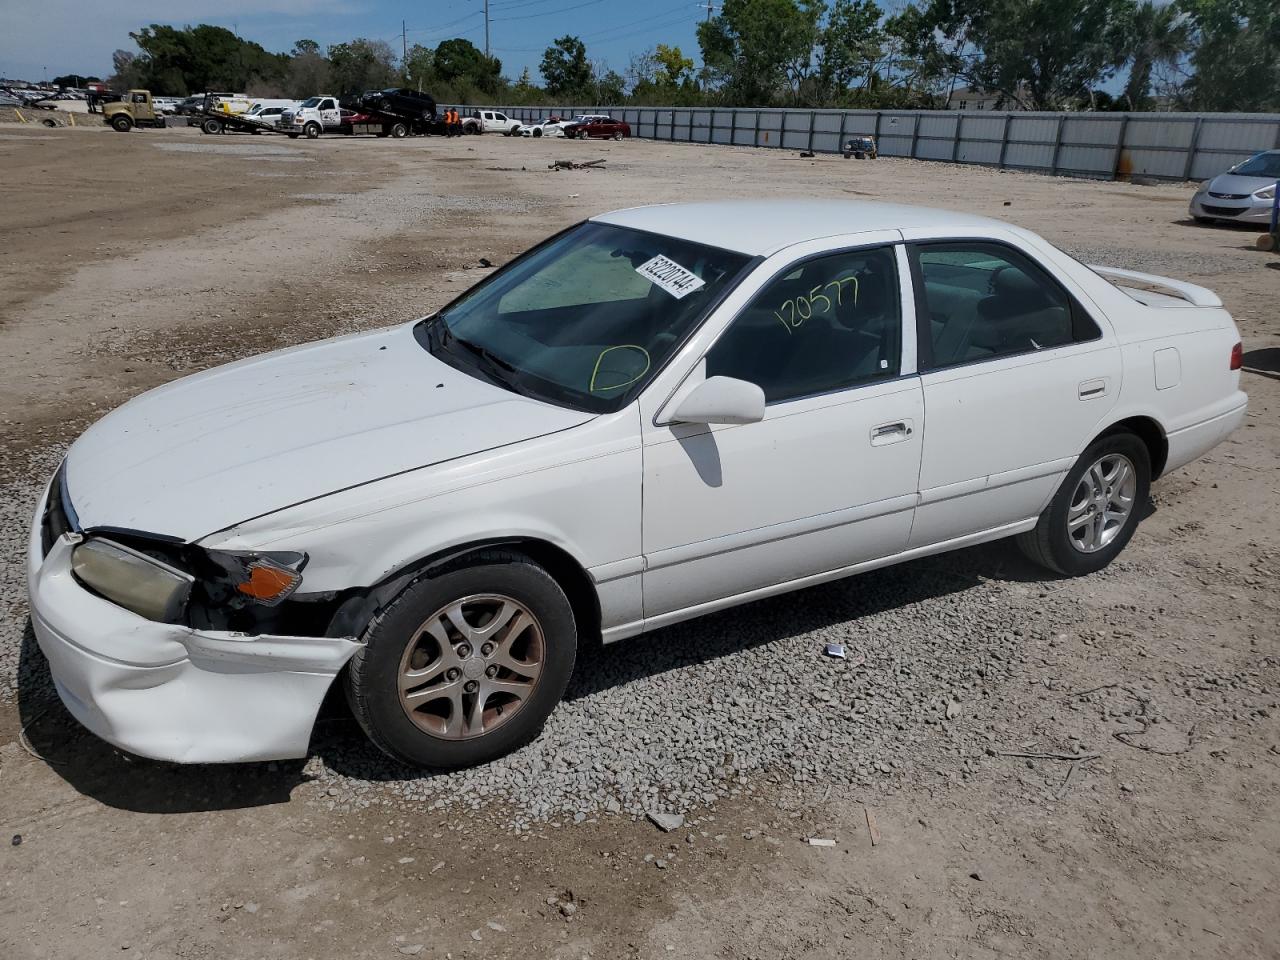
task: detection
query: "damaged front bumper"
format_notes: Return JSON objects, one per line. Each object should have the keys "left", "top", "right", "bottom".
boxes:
{"left": 27, "top": 500, "right": 360, "bottom": 764}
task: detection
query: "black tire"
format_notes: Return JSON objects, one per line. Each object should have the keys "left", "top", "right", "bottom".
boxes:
{"left": 577, "top": 129, "right": 588, "bottom": 140}
{"left": 389, "top": 122, "right": 408, "bottom": 139}
{"left": 201, "top": 118, "right": 222, "bottom": 135}
{"left": 346, "top": 551, "right": 578, "bottom": 768}
{"left": 111, "top": 115, "right": 132, "bottom": 133}
{"left": 1016, "top": 431, "right": 1151, "bottom": 577}
{"left": 533, "top": 128, "right": 542, "bottom": 138}
{"left": 303, "top": 121, "right": 322, "bottom": 139}
{"left": 612, "top": 131, "right": 623, "bottom": 141}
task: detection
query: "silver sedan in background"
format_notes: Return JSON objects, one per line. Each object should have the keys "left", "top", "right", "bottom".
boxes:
{"left": 1190, "top": 150, "right": 1280, "bottom": 225}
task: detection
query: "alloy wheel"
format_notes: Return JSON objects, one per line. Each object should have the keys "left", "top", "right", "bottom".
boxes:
{"left": 1066, "top": 453, "right": 1137, "bottom": 553}
{"left": 397, "top": 594, "right": 545, "bottom": 740}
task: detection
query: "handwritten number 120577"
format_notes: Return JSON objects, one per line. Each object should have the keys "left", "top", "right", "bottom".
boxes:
{"left": 774, "top": 277, "right": 859, "bottom": 334}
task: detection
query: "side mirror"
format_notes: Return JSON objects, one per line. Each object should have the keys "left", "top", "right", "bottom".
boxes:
{"left": 671, "top": 377, "right": 766, "bottom": 425}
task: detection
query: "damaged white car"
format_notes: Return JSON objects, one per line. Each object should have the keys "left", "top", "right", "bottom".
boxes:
{"left": 29, "top": 200, "right": 1247, "bottom": 768}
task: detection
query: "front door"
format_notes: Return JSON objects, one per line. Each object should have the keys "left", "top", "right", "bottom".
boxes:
{"left": 319, "top": 98, "right": 341, "bottom": 127}
{"left": 641, "top": 242, "right": 923, "bottom": 621}
{"left": 904, "top": 238, "right": 1121, "bottom": 548}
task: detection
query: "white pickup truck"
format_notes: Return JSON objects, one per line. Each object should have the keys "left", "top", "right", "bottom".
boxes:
{"left": 281, "top": 96, "right": 344, "bottom": 139}
{"left": 469, "top": 108, "right": 521, "bottom": 136}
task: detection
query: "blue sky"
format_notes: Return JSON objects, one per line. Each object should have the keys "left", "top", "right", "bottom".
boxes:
{"left": 1, "top": 0, "right": 714, "bottom": 84}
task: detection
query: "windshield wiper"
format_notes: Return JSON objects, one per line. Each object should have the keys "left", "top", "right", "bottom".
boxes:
{"left": 447, "top": 333, "right": 523, "bottom": 391}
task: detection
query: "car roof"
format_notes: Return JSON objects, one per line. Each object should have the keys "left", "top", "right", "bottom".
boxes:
{"left": 592, "top": 200, "right": 1006, "bottom": 256}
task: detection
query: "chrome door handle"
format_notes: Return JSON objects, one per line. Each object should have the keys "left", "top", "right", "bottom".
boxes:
{"left": 870, "top": 420, "right": 914, "bottom": 446}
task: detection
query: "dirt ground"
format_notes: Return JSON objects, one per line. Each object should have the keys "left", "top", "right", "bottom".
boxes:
{"left": 1, "top": 123, "right": 1277, "bottom": 960}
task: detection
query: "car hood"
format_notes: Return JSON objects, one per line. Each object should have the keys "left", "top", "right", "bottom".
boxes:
{"left": 64, "top": 323, "right": 593, "bottom": 542}
{"left": 1206, "top": 173, "right": 1274, "bottom": 196}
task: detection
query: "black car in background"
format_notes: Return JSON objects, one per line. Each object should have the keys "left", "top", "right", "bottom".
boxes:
{"left": 359, "top": 88, "right": 437, "bottom": 122}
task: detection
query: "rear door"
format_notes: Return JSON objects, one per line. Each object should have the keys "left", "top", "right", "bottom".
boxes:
{"left": 903, "top": 235, "right": 1121, "bottom": 548}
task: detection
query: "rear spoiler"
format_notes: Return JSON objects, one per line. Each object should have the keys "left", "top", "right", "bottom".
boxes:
{"left": 1088, "top": 265, "right": 1222, "bottom": 308}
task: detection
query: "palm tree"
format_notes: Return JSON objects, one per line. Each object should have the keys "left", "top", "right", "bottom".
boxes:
{"left": 1123, "top": 1, "right": 1190, "bottom": 110}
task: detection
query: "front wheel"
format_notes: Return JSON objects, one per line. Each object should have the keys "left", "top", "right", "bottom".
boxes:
{"left": 532, "top": 128, "right": 543, "bottom": 138}
{"left": 612, "top": 131, "right": 624, "bottom": 141}
{"left": 1016, "top": 431, "right": 1150, "bottom": 576}
{"left": 346, "top": 552, "right": 578, "bottom": 768}
{"left": 577, "top": 130, "right": 588, "bottom": 140}
{"left": 303, "top": 121, "right": 321, "bottom": 139}
{"left": 111, "top": 116, "right": 132, "bottom": 132}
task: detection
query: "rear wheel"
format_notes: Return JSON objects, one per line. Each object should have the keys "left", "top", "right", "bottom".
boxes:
{"left": 201, "top": 118, "right": 222, "bottom": 135}
{"left": 389, "top": 122, "right": 408, "bottom": 139}
{"left": 110, "top": 115, "right": 132, "bottom": 133}
{"left": 346, "top": 552, "right": 577, "bottom": 768}
{"left": 1016, "top": 431, "right": 1150, "bottom": 576}
{"left": 303, "top": 121, "right": 321, "bottom": 139}
{"left": 612, "top": 131, "right": 623, "bottom": 141}
{"left": 577, "top": 129, "right": 588, "bottom": 140}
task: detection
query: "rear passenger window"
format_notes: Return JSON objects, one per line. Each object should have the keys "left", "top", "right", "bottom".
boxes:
{"left": 913, "top": 243, "right": 1097, "bottom": 369}
{"left": 706, "top": 246, "right": 901, "bottom": 404}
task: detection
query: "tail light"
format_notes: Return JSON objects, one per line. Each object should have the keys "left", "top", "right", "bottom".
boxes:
{"left": 1230, "top": 342, "right": 1243, "bottom": 371}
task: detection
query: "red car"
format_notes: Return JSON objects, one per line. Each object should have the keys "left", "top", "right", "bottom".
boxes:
{"left": 562, "top": 115, "right": 631, "bottom": 140}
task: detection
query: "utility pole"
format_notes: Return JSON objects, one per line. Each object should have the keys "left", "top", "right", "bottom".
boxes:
{"left": 402, "top": 20, "right": 407, "bottom": 63}
{"left": 704, "top": 0, "right": 714, "bottom": 21}
{"left": 484, "top": 0, "right": 491, "bottom": 58}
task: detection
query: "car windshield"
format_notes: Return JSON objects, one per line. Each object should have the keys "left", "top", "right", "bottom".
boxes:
{"left": 1232, "top": 153, "right": 1280, "bottom": 178}
{"left": 418, "top": 222, "right": 752, "bottom": 413}
{"left": 299, "top": 97, "right": 322, "bottom": 108}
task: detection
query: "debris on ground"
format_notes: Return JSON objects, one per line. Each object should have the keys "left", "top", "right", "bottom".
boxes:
{"left": 549, "top": 158, "right": 606, "bottom": 170}
{"left": 647, "top": 811, "right": 685, "bottom": 832}
{"left": 807, "top": 838, "right": 837, "bottom": 847}
{"left": 824, "top": 642, "right": 847, "bottom": 659}
{"left": 864, "top": 807, "right": 880, "bottom": 847}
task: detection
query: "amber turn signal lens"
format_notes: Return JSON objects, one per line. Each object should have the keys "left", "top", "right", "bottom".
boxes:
{"left": 235, "top": 561, "right": 301, "bottom": 602}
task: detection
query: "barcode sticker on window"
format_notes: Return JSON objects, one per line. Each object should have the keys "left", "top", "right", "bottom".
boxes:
{"left": 635, "top": 255, "right": 706, "bottom": 300}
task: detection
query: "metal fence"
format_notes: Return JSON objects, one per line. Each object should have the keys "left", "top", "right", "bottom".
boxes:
{"left": 475, "top": 104, "right": 1280, "bottom": 182}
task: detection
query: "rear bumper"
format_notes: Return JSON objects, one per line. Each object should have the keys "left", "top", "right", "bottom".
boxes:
{"left": 1189, "top": 194, "right": 1274, "bottom": 223}
{"left": 1165, "top": 392, "right": 1248, "bottom": 475}
{"left": 27, "top": 490, "right": 360, "bottom": 764}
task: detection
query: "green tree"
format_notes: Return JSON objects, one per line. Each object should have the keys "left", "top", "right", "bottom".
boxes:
{"left": 818, "top": 0, "right": 884, "bottom": 98}
{"left": 595, "top": 67, "right": 627, "bottom": 104}
{"left": 1121, "top": 2, "right": 1190, "bottom": 109}
{"left": 327, "top": 38, "right": 397, "bottom": 98}
{"left": 433, "top": 38, "right": 502, "bottom": 94}
{"left": 891, "top": 0, "right": 1132, "bottom": 110}
{"left": 291, "top": 39, "right": 321, "bottom": 57}
{"left": 287, "top": 46, "right": 331, "bottom": 98}
{"left": 1180, "top": 0, "right": 1279, "bottom": 111}
{"left": 653, "top": 44, "right": 695, "bottom": 86}
{"left": 540, "top": 35, "right": 593, "bottom": 97}
{"left": 123, "top": 24, "right": 288, "bottom": 95}
{"left": 51, "top": 74, "right": 101, "bottom": 89}
{"left": 402, "top": 43, "right": 434, "bottom": 91}
{"left": 696, "top": 0, "right": 816, "bottom": 104}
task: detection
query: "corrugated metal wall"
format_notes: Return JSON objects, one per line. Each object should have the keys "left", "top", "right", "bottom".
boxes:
{"left": 471, "top": 104, "right": 1280, "bottom": 182}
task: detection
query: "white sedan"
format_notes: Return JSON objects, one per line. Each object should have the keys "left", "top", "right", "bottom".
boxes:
{"left": 28, "top": 201, "right": 1247, "bottom": 768}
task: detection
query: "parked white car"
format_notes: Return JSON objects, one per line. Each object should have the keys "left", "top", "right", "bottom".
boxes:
{"left": 29, "top": 201, "right": 1246, "bottom": 769}
{"left": 520, "top": 115, "right": 595, "bottom": 138}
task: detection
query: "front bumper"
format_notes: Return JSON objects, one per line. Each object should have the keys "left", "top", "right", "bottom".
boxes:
{"left": 1189, "top": 193, "right": 1275, "bottom": 223}
{"left": 27, "top": 487, "right": 360, "bottom": 764}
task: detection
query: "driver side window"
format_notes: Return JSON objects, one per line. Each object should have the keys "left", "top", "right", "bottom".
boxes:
{"left": 705, "top": 246, "right": 902, "bottom": 404}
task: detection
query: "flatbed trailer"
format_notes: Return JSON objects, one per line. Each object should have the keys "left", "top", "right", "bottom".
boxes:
{"left": 197, "top": 110, "right": 280, "bottom": 135}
